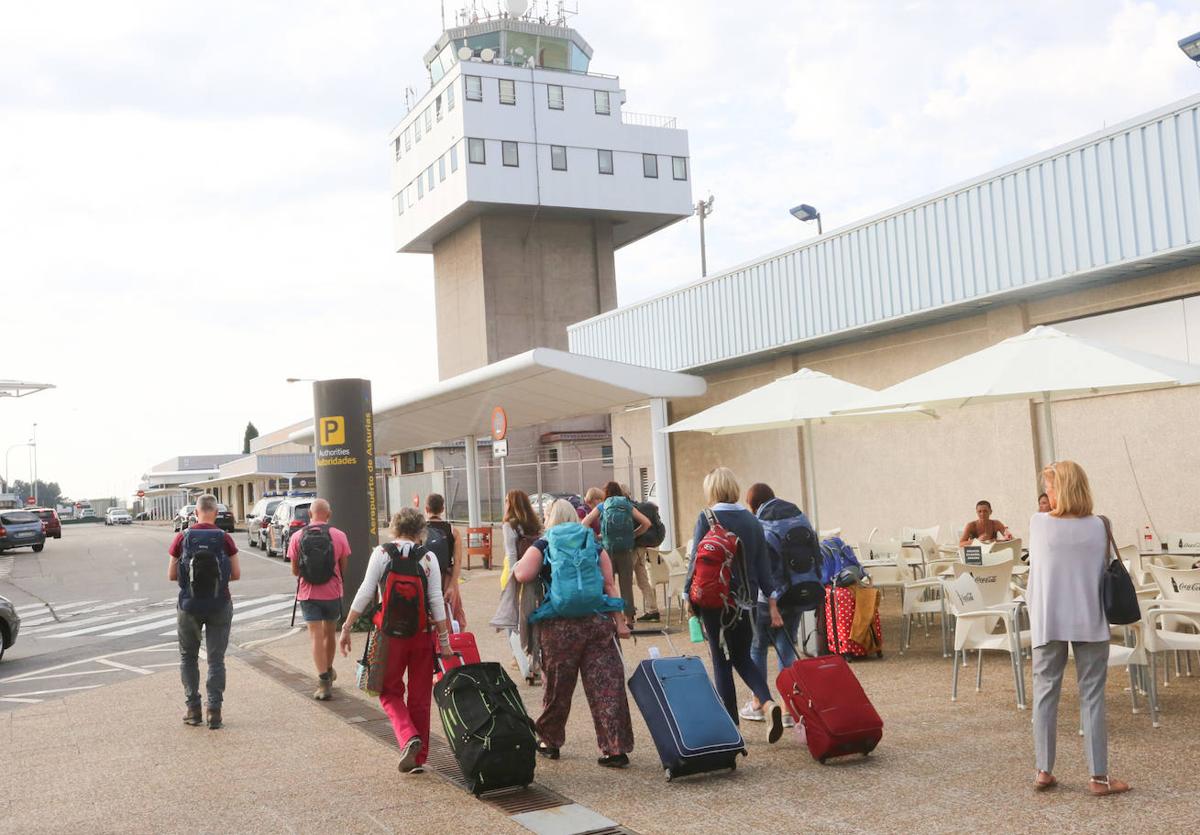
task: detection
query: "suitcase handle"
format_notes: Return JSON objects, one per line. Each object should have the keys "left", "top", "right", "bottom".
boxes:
{"left": 433, "top": 651, "right": 466, "bottom": 675}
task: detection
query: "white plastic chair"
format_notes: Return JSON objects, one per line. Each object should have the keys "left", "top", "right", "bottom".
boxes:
{"left": 818, "top": 527, "right": 842, "bottom": 539}
{"left": 1148, "top": 565, "right": 1200, "bottom": 685}
{"left": 901, "top": 569, "right": 950, "bottom": 657}
{"left": 942, "top": 563, "right": 1029, "bottom": 709}
{"left": 659, "top": 548, "right": 689, "bottom": 627}
{"left": 901, "top": 525, "right": 941, "bottom": 544}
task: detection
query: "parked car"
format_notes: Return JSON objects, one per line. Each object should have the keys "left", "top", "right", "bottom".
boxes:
{"left": 246, "top": 497, "right": 285, "bottom": 549}
{"left": 266, "top": 498, "right": 312, "bottom": 559}
{"left": 77, "top": 504, "right": 95, "bottom": 519}
{"left": 105, "top": 507, "right": 132, "bottom": 525}
{"left": 179, "top": 502, "right": 235, "bottom": 533}
{"left": 0, "top": 594, "right": 19, "bottom": 662}
{"left": 29, "top": 507, "right": 61, "bottom": 539}
{"left": 0, "top": 510, "right": 47, "bottom": 553}
{"left": 173, "top": 505, "right": 196, "bottom": 532}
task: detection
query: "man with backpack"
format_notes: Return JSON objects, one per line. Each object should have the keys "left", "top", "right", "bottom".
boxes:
{"left": 631, "top": 496, "right": 666, "bottom": 623}
{"left": 168, "top": 493, "right": 241, "bottom": 729}
{"left": 424, "top": 493, "right": 465, "bottom": 628}
{"left": 288, "top": 498, "right": 351, "bottom": 700}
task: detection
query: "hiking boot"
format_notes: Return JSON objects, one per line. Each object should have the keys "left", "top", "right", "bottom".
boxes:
{"left": 637, "top": 611, "right": 661, "bottom": 623}
{"left": 183, "top": 706, "right": 203, "bottom": 726}
{"left": 397, "top": 736, "right": 423, "bottom": 773}
{"left": 206, "top": 708, "right": 223, "bottom": 730}
{"left": 313, "top": 676, "right": 333, "bottom": 701}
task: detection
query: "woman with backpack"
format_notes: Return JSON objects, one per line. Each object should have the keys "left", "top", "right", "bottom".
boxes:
{"left": 580, "top": 482, "right": 651, "bottom": 623}
{"left": 498, "top": 489, "right": 544, "bottom": 684}
{"left": 339, "top": 508, "right": 454, "bottom": 774}
{"left": 686, "top": 467, "right": 784, "bottom": 744}
{"left": 513, "top": 499, "right": 634, "bottom": 767}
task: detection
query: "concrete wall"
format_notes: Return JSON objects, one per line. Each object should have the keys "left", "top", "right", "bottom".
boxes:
{"left": 633, "top": 262, "right": 1200, "bottom": 552}
{"left": 432, "top": 213, "right": 616, "bottom": 379}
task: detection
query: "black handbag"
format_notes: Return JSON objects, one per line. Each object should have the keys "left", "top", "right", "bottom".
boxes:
{"left": 1099, "top": 516, "right": 1140, "bottom": 625}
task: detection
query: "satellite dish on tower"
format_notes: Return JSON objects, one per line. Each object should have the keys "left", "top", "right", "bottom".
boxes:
{"left": 513, "top": 46, "right": 526, "bottom": 57}
{"left": 505, "top": 0, "right": 529, "bottom": 17}
{"left": 480, "top": 47, "right": 496, "bottom": 62}
{"left": 457, "top": 46, "right": 473, "bottom": 60}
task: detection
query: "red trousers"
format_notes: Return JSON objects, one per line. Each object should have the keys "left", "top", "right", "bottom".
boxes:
{"left": 379, "top": 632, "right": 435, "bottom": 765}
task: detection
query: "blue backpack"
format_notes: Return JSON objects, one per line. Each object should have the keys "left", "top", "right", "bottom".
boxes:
{"left": 762, "top": 512, "right": 823, "bottom": 610}
{"left": 179, "top": 528, "right": 232, "bottom": 614}
{"left": 818, "top": 536, "right": 863, "bottom": 587}
{"left": 530, "top": 523, "right": 625, "bottom": 623}
{"left": 599, "top": 496, "right": 636, "bottom": 553}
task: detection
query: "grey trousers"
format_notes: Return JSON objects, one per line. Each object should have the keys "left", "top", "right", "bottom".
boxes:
{"left": 610, "top": 549, "right": 636, "bottom": 621}
{"left": 178, "top": 601, "right": 234, "bottom": 709}
{"left": 1032, "top": 640, "right": 1109, "bottom": 775}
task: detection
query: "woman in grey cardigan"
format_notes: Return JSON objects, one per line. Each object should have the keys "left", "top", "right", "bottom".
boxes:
{"left": 1027, "top": 460, "right": 1130, "bottom": 796}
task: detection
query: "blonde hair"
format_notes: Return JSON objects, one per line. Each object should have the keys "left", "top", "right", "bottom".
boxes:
{"left": 543, "top": 498, "right": 579, "bottom": 530}
{"left": 584, "top": 487, "right": 605, "bottom": 506}
{"left": 703, "top": 467, "right": 740, "bottom": 506}
{"left": 1043, "top": 460, "right": 1094, "bottom": 518}
{"left": 389, "top": 507, "right": 427, "bottom": 539}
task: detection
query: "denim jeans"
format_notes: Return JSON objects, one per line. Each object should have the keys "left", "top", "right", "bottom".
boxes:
{"left": 750, "top": 601, "right": 801, "bottom": 679}
{"left": 699, "top": 606, "right": 773, "bottom": 721}
{"left": 178, "top": 601, "right": 233, "bottom": 709}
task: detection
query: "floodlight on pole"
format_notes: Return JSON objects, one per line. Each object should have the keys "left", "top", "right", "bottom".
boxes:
{"left": 1179, "top": 31, "right": 1200, "bottom": 63}
{"left": 789, "top": 203, "right": 823, "bottom": 235}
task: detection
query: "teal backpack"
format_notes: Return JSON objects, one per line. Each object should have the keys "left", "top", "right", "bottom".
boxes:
{"left": 530, "top": 523, "right": 625, "bottom": 623}
{"left": 599, "top": 496, "right": 636, "bottom": 553}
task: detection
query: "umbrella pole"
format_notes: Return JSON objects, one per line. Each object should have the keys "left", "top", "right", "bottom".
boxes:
{"left": 1039, "top": 394, "right": 1057, "bottom": 466}
{"left": 802, "top": 420, "right": 819, "bottom": 531}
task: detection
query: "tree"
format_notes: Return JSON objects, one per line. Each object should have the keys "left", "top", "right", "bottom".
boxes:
{"left": 243, "top": 422, "right": 259, "bottom": 455}
{"left": 9, "top": 479, "right": 63, "bottom": 508}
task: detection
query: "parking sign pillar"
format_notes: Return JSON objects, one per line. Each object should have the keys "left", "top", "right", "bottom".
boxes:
{"left": 312, "top": 378, "right": 377, "bottom": 614}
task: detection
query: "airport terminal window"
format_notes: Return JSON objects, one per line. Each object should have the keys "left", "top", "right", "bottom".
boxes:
{"left": 499, "top": 78, "right": 516, "bottom": 105}
{"left": 438, "top": 156, "right": 446, "bottom": 181}
{"left": 415, "top": 116, "right": 422, "bottom": 141}
{"left": 435, "top": 94, "right": 443, "bottom": 121}
{"left": 598, "top": 148, "right": 613, "bottom": 174}
{"left": 399, "top": 450, "right": 424, "bottom": 474}
{"left": 424, "top": 107, "right": 433, "bottom": 132}
{"left": 672, "top": 156, "right": 687, "bottom": 180}
{"left": 395, "top": 194, "right": 404, "bottom": 216}
{"left": 594, "top": 90, "right": 611, "bottom": 115}
{"left": 427, "top": 166, "right": 435, "bottom": 191}
{"left": 546, "top": 448, "right": 559, "bottom": 468}
{"left": 547, "top": 84, "right": 564, "bottom": 110}
{"left": 404, "top": 127, "right": 412, "bottom": 151}
{"left": 393, "top": 137, "right": 402, "bottom": 161}
{"left": 446, "top": 82, "right": 456, "bottom": 111}
{"left": 465, "top": 75, "right": 483, "bottom": 101}
{"left": 417, "top": 177, "right": 424, "bottom": 198}
{"left": 551, "top": 145, "right": 567, "bottom": 171}
{"left": 643, "top": 153, "right": 658, "bottom": 178}
{"left": 468, "top": 137, "right": 486, "bottom": 164}
{"left": 602, "top": 445, "right": 613, "bottom": 466}
{"left": 450, "top": 144, "right": 459, "bottom": 172}
{"left": 502, "top": 140, "right": 519, "bottom": 167}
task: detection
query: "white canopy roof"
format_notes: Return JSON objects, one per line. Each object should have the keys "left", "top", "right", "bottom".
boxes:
{"left": 0, "top": 380, "right": 54, "bottom": 398}
{"left": 291, "top": 348, "right": 707, "bottom": 453}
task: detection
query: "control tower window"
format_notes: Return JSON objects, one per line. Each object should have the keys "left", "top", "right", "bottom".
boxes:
{"left": 551, "top": 145, "right": 567, "bottom": 171}
{"left": 672, "top": 156, "right": 688, "bottom": 181}
{"left": 499, "top": 78, "right": 516, "bottom": 105}
{"left": 597, "top": 149, "right": 613, "bottom": 175}
{"left": 446, "top": 83, "right": 456, "bottom": 111}
{"left": 393, "top": 137, "right": 402, "bottom": 161}
{"left": 465, "top": 75, "right": 483, "bottom": 102}
{"left": 502, "top": 141, "right": 519, "bottom": 167}
{"left": 424, "top": 107, "right": 433, "bottom": 132}
{"left": 468, "top": 138, "right": 486, "bottom": 165}
{"left": 643, "top": 153, "right": 659, "bottom": 179}
{"left": 594, "top": 90, "right": 611, "bottom": 115}
{"left": 547, "top": 84, "right": 564, "bottom": 110}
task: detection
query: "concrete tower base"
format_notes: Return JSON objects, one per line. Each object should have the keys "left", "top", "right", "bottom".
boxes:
{"left": 432, "top": 213, "right": 618, "bottom": 380}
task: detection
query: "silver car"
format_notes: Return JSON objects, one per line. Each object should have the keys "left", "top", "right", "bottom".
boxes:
{"left": 0, "top": 595, "right": 20, "bottom": 662}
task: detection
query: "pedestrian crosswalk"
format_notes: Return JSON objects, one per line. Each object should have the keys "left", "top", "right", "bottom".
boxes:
{"left": 18, "top": 594, "right": 296, "bottom": 640}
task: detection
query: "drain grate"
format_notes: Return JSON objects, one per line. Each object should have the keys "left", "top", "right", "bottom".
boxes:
{"left": 241, "top": 649, "right": 640, "bottom": 834}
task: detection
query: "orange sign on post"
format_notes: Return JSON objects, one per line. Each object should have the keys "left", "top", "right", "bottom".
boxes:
{"left": 466, "top": 526, "right": 493, "bottom": 570}
{"left": 491, "top": 406, "right": 507, "bottom": 441}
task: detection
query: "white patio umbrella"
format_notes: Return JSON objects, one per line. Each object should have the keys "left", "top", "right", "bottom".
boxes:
{"left": 662, "top": 368, "right": 932, "bottom": 530}
{"left": 835, "top": 325, "right": 1200, "bottom": 461}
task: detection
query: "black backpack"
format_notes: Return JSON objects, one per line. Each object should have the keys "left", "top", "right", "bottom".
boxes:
{"left": 425, "top": 521, "right": 454, "bottom": 577}
{"left": 634, "top": 501, "right": 666, "bottom": 548}
{"left": 298, "top": 524, "right": 336, "bottom": 585}
{"left": 180, "top": 528, "right": 230, "bottom": 612}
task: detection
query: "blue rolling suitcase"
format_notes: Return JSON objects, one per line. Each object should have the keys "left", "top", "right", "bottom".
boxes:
{"left": 628, "top": 655, "right": 746, "bottom": 781}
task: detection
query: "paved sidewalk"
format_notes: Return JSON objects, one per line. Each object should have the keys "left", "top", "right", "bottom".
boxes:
{"left": 3, "top": 563, "right": 1200, "bottom": 834}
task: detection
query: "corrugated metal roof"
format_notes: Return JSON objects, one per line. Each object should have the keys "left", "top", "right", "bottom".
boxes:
{"left": 568, "top": 94, "right": 1200, "bottom": 372}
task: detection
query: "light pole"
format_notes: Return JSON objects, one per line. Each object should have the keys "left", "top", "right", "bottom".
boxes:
{"left": 695, "top": 195, "right": 715, "bottom": 277}
{"left": 1179, "top": 31, "right": 1200, "bottom": 64}
{"left": 790, "top": 203, "right": 823, "bottom": 235}
{"left": 5, "top": 441, "right": 32, "bottom": 495}
{"left": 31, "top": 423, "right": 37, "bottom": 504}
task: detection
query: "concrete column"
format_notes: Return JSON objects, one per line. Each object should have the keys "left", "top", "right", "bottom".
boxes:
{"left": 649, "top": 398, "right": 677, "bottom": 551}
{"left": 464, "top": 435, "right": 482, "bottom": 527}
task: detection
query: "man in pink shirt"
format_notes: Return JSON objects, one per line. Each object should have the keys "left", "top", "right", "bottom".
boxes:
{"left": 289, "top": 498, "right": 351, "bottom": 700}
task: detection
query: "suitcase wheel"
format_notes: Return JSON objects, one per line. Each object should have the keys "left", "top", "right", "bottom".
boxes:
{"left": 664, "top": 768, "right": 673, "bottom": 782}
{"left": 729, "top": 760, "right": 737, "bottom": 772}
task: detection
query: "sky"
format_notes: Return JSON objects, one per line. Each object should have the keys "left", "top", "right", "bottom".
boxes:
{"left": 1, "top": 0, "right": 1198, "bottom": 501}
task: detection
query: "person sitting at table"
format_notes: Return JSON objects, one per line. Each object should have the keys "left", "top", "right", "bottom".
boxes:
{"left": 1038, "top": 493, "right": 1052, "bottom": 513}
{"left": 958, "top": 500, "right": 1012, "bottom": 546}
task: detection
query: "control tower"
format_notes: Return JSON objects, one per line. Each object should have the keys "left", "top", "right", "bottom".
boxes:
{"left": 390, "top": 6, "right": 693, "bottom": 380}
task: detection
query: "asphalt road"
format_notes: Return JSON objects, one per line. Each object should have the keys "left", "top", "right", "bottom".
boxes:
{"left": 0, "top": 522, "right": 300, "bottom": 710}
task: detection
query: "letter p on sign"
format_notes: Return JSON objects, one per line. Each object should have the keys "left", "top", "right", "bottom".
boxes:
{"left": 319, "top": 416, "right": 345, "bottom": 446}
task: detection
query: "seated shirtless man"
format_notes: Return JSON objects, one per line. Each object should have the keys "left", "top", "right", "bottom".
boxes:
{"left": 959, "top": 499, "right": 1012, "bottom": 546}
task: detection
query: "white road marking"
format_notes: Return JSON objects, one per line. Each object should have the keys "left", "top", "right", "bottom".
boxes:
{"left": 21, "top": 598, "right": 147, "bottom": 629}
{"left": 239, "top": 627, "right": 303, "bottom": 649}
{"left": 1, "top": 684, "right": 105, "bottom": 699}
{"left": 0, "top": 696, "right": 42, "bottom": 704}
{"left": 104, "top": 597, "right": 294, "bottom": 637}
{"left": 3, "top": 669, "right": 123, "bottom": 683}
{"left": 142, "top": 662, "right": 180, "bottom": 668}
{"left": 15, "top": 602, "right": 50, "bottom": 614}
{"left": 13, "top": 600, "right": 101, "bottom": 622}
{"left": 47, "top": 595, "right": 284, "bottom": 638}
{"left": 96, "top": 658, "right": 153, "bottom": 675}
{"left": 0, "top": 641, "right": 177, "bottom": 683}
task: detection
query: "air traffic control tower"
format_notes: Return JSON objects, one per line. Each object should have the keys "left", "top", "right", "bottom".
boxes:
{"left": 390, "top": 8, "right": 693, "bottom": 380}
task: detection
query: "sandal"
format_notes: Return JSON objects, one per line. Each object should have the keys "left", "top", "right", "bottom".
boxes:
{"left": 1089, "top": 777, "right": 1130, "bottom": 796}
{"left": 1034, "top": 771, "right": 1057, "bottom": 791}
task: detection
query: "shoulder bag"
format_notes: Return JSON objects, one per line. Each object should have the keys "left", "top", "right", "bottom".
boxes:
{"left": 1099, "top": 515, "right": 1140, "bottom": 626}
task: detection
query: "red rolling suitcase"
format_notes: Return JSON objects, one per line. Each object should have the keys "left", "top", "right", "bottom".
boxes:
{"left": 434, "top": 631, "right": 481, "bottom": 681}
{"left": 777, "top": 595, "right": 883, "bottom": 763}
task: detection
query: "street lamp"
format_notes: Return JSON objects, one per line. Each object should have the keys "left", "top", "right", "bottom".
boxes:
{"left": 789, "top": 203, "right": 823, "bottom": 235}
{"left": 4, "top": 441, "right": 32, "bottom": 493}
{"left": 286, "top": 377, "right": 316, "bottom": 383}
{"left": 1179, "top": 31, "right": 1200, "bottom": 63}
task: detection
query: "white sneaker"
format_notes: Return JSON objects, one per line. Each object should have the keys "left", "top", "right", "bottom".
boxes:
{"left": 739, "top": 700, "right": 765, "bottom": 721}
{"left": 782, "top": 713, "right": 795, "bottom": 729}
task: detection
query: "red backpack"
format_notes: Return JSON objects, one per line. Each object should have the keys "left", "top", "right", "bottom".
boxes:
{"left": 688, "top": 509, "right": 741, "bottom": 611}
{"left": 374, "top": 542, "right": 429, "bottom": 638}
